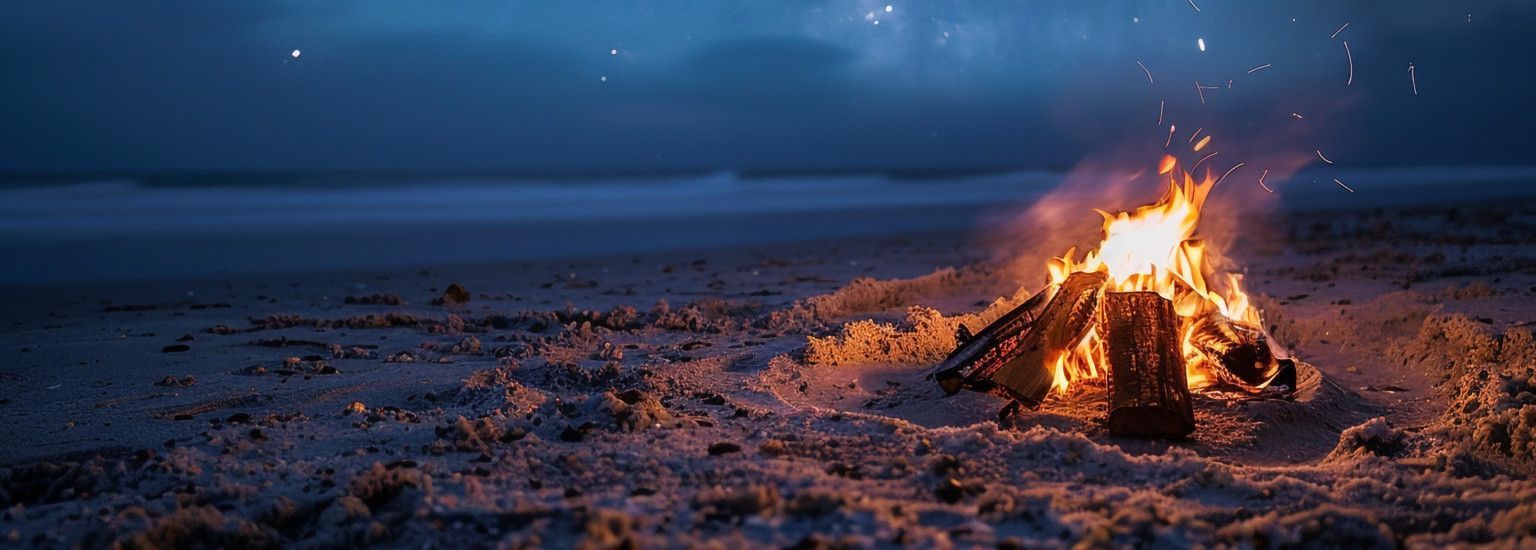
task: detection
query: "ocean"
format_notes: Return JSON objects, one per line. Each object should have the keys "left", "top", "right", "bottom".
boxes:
{"left": 2, "top": 167, "right": 1533, "bottom": 284}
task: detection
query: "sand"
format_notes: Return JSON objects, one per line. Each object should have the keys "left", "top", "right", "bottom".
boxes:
{"left": 3, "top": 196, "right": 1536, "bottom": 547}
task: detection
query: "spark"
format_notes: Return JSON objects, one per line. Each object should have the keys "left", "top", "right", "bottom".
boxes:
{"left": 610, "top": 49, "right": 618, "bottom": 55}
{"left": 1187, "top": 0, "right": 1201, "bottom": 13}
{"left": 1195, "top": 80, "right": 1206, "bottom": 104}
{"left": 1156, "top": 100, "right": 1165, "bottom": 125}
{"left": 1136, "top": 60, "right": 1154, "bottom": 84}
{"left": 1197, "top": 38, "right": 1207, "bottom": 52}
{"left": 290, "top": 49, "right": 301, "bottom": 58}
{"left": 1409, "top": 63, "right": 1419, "bottom": 95}
{"left": 600, "top": 75, "right": 608, "bottom": 82}
{"left": 1343, "top": 41, "right": 1354, "bottom": 85}
{"left": 1226, "top": 79, "right": 1233, "bottom": 89}
{"left": 1258, "top": 169, "right": 1274, "bottom": 193}
{"left": 1165, "top": 124, "right": 1176, "bottom": 148}
{"left": 1194, "top": 135, "right": 1212, "bottom": 152}
{"left": 1331, "top": 22, "right": 1350, "bottom": 39}
{"left": 1188, "top": 127, "right": 1204, "bottom": 143}
{"left": 885, "top": 5, "right": 893, "bottom": 13}
{"left": 1215, "top": 162, "right": 1245, "bottom": 187}
{"left": 1315, "top": 149, "right": 1334, "bottom": 164}
{"left": 1291, "top": 112, "right": 1304, "bottom": 119}
{"left": 1332, "top": 178, "right": 1355, "bottom": 193}
{"left": 1247, "top": 63, "right": 1272, "bottom": 73}
{"left": 1193, "top": 152, "right": 1218, "bottom": 171}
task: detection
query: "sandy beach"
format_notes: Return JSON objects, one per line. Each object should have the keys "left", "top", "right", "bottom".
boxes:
{"left": 3, "top": 185, "right": 1535, "bottom": 547}
{"left": 7, "top": 2, "right": 1536, "bottom": 547}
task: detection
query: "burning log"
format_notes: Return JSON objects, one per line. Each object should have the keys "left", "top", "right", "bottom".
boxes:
{"left": 1187, "top": 312, "right": 1296, "bottom": 391}
{"left": 930, "top": 284, "right": 1054, "bottom": 394}
{"left": 988, "top": 271, "right": 1107, "bottom": 408}
{"left": 929, "top": 272, "right": 1107, "bottom": 405}
{"left": 1100, "top": 291, "right": 1195, "bottom": 438}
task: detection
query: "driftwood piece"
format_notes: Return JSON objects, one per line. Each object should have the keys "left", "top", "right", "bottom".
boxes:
{"left": 986, "top": 271, "right": 1108, "bottom": 408}
{"left": 929, "top": 283, "right": 1055, "bottom": 394}
{"left": 1187, "top": 312, "right": 1295, "bottom": 391}
{"left": 1100, "top": 291, "right": 1195, "bottom": 439}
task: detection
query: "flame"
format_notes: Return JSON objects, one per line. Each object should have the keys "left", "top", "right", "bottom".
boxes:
{"left": 1043, "top": 152, "right": 1266, "bottom": 394}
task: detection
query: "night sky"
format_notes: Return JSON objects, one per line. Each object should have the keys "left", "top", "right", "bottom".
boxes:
{"left": 2, "top": 1, "right": 1533, "bottom": 173}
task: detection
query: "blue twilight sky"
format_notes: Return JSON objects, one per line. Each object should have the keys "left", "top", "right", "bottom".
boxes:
{"left": 2, "top": 1, "right": 1533, "bottom": 172}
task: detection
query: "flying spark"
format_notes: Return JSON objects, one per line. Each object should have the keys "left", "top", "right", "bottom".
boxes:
{"left": 1197, "top": 38, "right": 1206, "bottom": 52}
{"left": 1258, "top": 169, "right": 1274, "bottom": 193}
{"left": 1187, "top": 0, "right": 1201, "bottom": 13}
{"left": 1193, "top": 152, "right": 1219, "bottom": 171}
{"left": 1332, "top": 178, "right": 1355, "bottom": 193}
{"left": 1316, "top": 149, "right": 1335, "bottom": 164}
{"left": 1156, "top": 100, "right": 1165, "bottom": 125}
{"left": 1193, "top": 135, "right": 1213, "bottom": 152}
{"left": 1247, "top": 63, "right": 1272, "bottom": 73}
{"left": 1136, "top": 60, "right": 1154, "bottom": 84}
{"left": 1188, "top": 127, "right": 1204, "bottom": 143}
{"left": 1343, "top": 41, "right": 1354, "bottom": 85}
{"left": 1165, "top": 124, "right": 1176, "bottom": 148}
{"left": 1291, "top": 112, "right": 1304, "bottom": 119}
{"left": 885, "top": 5, "right": 893, "bottom": 13}
{"left": 1195, "top": 80, "right": 1206, "bottom": 104}
{"left": 1215, "top": 162, "right": 1245, "bottom": 186}
{"left": 610, "top": 49, "right": 618, "bottom": 55}
{"left": 1409, "top": 63, "right": 1419, "bottom": 95}
{"left": 290, "top": 49, "right": 301, "bottom": 58}
{"left": 1331, "top": 22, "right": 1350, "bottom": 39}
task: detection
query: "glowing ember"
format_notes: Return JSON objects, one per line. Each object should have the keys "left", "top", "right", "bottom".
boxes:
{"left": 1039, "top": 147, "right": 1275, "bottom": 394}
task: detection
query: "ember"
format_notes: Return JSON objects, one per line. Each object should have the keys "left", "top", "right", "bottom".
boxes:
{"left": 933, "top": 149, "right": 1294, "bottom": 438}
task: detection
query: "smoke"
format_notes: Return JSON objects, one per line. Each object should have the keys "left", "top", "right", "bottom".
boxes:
{"left": 977, "top": 146, "right": 1159, "bottom": 289}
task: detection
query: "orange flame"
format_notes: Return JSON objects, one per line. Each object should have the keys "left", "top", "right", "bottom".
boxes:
{"left": 1043, "top": 152, "right": 1264, "bottom": 394}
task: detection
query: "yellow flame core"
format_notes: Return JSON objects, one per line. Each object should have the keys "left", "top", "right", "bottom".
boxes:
{"left": 1045, "top": 155, "right": 1262, "bottom": 394}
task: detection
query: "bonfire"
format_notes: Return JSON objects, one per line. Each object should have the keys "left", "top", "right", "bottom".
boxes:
{"left": 933, "top": 150, "right": 1295, "bottom": 438}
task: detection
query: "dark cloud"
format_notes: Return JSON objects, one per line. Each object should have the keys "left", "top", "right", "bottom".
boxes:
{"left": 1, "top": 1, "right": 1533, "bottom": 172}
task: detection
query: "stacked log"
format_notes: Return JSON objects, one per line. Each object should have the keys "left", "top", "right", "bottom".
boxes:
{"left": 929, "top": 271, "right": 1107, "bottom": 408}
{"left": 1187, "top": 311, "right": 1297, "bottom": 391}
{"left": 1098, "top": 291, "right": 1195, "bottom": 438}
{"left": 930, "top": 270, "right": 1295, "bottom": 439}
{"left": 987, "top": 272, "right": 1107, "bottom": 408}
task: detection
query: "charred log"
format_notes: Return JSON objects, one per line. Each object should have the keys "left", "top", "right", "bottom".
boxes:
{"left": 1270, "top": 358, "right": 1298, "bottom": 392}
{"left": 1187, "top": 312, "right": 1294, "bottom": 391}
{"left": 929, "top": 282, "right": 1056, "bottom": 394}
{"left": 1100, "top": 291, "right": 1195, "bottom": 439}
{"left": 985, "top": 271, "right": 1108, "bottom": 408}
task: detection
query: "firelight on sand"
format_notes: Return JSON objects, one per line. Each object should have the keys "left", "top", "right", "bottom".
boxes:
{"left": 1043, "top": 151, "right": 1271, "bottom": 394}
